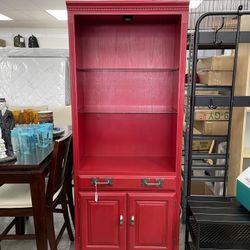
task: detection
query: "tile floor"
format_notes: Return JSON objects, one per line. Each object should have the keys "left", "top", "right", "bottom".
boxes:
{"left": 0, "top": 214, "right": 185, "bottom": 250}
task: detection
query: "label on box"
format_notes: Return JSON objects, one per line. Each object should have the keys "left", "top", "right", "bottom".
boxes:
{"left": 194, "top": 110, "right": 229, "bottom": 121}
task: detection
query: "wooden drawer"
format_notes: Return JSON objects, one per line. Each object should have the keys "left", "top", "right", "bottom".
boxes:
{"left": 78, "top": 175, "right": 176, "bottom": 191}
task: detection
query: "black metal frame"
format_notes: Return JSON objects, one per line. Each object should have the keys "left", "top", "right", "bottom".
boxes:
{"left": 185, "top": 5, "right": 250, "bottom": 250}
{"left": 182, "top": 33, "right": 195, "bottom": 223}
{"left": 187, "top": 5, "right": 250, "bottom": 199}
{"left": 187, "top": 31, "right": 250, "bottom": 49}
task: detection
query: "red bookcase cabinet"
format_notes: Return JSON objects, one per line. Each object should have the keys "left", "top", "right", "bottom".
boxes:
{"left": 66, "top": 1, "right": 189, "bottom": 249}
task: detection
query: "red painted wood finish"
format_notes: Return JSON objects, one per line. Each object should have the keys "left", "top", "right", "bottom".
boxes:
{"left": 79, "top": 192, "right": 127, "bottom": 249}
{"left": 66, "top": 1, "right": 189, "bottom": 249}
{"left": 78, "top": 175, "right": 176, "bottom": 191}
{"left": 79, "top": 114, "right": 177, "bottom": 157}
{"left": 128, "top": 193, "right": 176, "bottom": 250}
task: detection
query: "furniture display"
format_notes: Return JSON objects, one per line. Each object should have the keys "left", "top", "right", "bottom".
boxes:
{"left": 0, "top": 131, "right": 73, "bottom": 250}
{"left": 182, "top": 13, "right": 250, "bottom": 223}
{"left": 185, "top": 6, "right": 250, "bottom": 250}
{"left": 67, "top": 1, "right": 189, "bottom": 249}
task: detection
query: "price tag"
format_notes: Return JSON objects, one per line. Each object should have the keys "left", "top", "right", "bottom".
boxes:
{"left": 95, "top": 182, "right": 98, "bottom": 203}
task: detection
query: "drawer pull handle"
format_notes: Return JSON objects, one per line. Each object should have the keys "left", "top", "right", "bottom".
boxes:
{"left": 141, "top": 178, "right": 164, "bottom": 188}
{"left": 130, "top": 216, "right": 135, "bottom": 225}
{"left": 120, "top": 215, "right": 124, "bottom": 225}
{"left": 91, "top": 177, "right": 113, "bottom": 186}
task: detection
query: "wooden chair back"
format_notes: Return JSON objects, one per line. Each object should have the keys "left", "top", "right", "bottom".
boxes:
{"left": 65, "top": 138, "right": 73, "bottom": 183}
{"left": 46, "top": 133, "right": 72, "bottom": 203}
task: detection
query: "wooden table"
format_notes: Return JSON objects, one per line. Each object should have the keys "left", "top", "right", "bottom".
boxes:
{"left": 0, "top": 146, "right": 54, "bottom": 250}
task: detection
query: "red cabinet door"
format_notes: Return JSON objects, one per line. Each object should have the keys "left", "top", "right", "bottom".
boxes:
{"left": 128, "top": 193, "right": 176, "bottom": 250}
{"left": 79, "top": 192, "right": 127, "bottom": 250}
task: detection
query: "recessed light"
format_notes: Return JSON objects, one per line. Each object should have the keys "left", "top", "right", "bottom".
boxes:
{"left": 46, "top": 10, "right": 67, "bottom": 21}
{"left": 189, "top": 0, "right": 203, "bottom": 9}
{"left": 0, "top": 13, "right": 13, "bottom": 21}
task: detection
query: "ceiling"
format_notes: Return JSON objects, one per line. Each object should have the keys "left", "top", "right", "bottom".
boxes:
{"left": 0, "top": 0, "right": 249, "bottom": 29}
{"left": 0, "top": 0, "right": 67, "bottom": 28}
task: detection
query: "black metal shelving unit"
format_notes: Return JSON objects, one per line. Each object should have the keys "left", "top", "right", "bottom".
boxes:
{"left": 186, "top": 196, "right": 250, "bottom": 250}
{"left": 184, "top": 5, "right": 250, "bottom": 250}
{"left": 182, "top": 31, "right": 239, "bottom": 223}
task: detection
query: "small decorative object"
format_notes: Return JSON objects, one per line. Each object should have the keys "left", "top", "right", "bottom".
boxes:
{"left": 14, "top": 34, "right": 25, "bottom": 47}
{"left": 0, "top": 128, "right": 16, "bottom": 163}
{"left": 28, "top": 35, "right": 39, "bottom": 48}
{"left": 0, "top": 39, "right": 6, "bottom": 47}
{"left": 0, "top": 98, "right": 15, "bottom": 156}
{"left": 38, "top": 111, "right": 53, "bottom": 124}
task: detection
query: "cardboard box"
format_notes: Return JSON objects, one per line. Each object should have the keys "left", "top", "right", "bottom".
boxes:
{"left": 198, "top": 70, "right": 233, "bottom": 86}
{"left": 196, "top": 90, "right": 219, "bottom": 95}
{"left": 191, "top": 182, "right": 214, "bottom": 195}
{"left": 236, "top": 167, "right": 250, "bottom": 211}
{"left": 194, "top": 109, "right": 229, "bottom": 121}
{"left": 182, "top": 128, "right": 211, "bottom": 151}
{"left": 193, "top": 127, "right": 201, "bottom": 135}
{"left": 0, "top": 39, "right": 6, "bottom": 47}
{"left": 194, "top": 121, "right": 228, "bottom": 135}
{"left": 197, "top": 55, "right": 234, "bottom": 71}
{"left": 192, "top": 140, "right": 213, "bottom": 151}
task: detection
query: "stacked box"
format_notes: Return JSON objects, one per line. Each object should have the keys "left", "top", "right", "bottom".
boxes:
{"left": 198, "top": 71, "right": 233, "bottom": 86}
{"left": 197, "top": 55, "right": 234, "bottom": 86}
{"left": 181, "top": 181, "right": 213, "bottom": 195}
{"left": 194, "top": 121, "right": 228, "bottom": 135}
{"left": 192, "top": 140, "right": 213, "bottom": 151}
{"left": 191, "top": 182, "right": 214, "bottom": 195}
{"left": 191, "top": 124, "right": 213, "bottom": 151}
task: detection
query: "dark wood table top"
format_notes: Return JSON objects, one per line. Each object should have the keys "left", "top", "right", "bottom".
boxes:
{"left": 0, "top": 126, "right": 71, "bottom": 172}
{"left": 0, "top": 127, "right": 71, "bottom": 250}
{"left": 0, "top": 146, "right": 54, "bottom": 171}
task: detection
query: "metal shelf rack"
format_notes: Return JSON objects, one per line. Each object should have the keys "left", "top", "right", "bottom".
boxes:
{"left": 184, "top": 5, "right": 250, "bottom": 250}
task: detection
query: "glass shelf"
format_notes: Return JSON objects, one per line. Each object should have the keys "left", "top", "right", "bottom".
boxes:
{"left": 76, "top": 67, "right": 179, "bottom": 72}
{"left": 78, "top": 106, "right": 177, "bottom": 114}
{"left": 76, "top": 69, "right": 179, "bottom": 114}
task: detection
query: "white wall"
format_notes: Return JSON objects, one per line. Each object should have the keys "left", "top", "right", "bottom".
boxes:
{"left": 0, "top": 28, "right": 69, "bottom": 49}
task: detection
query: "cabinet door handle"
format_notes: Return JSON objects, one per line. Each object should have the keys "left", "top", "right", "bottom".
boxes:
{"left": 130, "top": 216, "right": 135, "bottom": 225}
{"left": 120, "top": 215, "right": 124, "bottom": 225}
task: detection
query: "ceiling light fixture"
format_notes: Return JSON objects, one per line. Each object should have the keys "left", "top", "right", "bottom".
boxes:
{"left": 189, "top": 0, "right": 203, "bottom": 9}
{"left": 46, "top": 10, "right": 67, "bottom": 21}
{"left": 0, "top": 13, "right": 13, "bottom": 21}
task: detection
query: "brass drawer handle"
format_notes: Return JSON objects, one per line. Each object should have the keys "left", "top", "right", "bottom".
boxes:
{"left": 141, "top": 178, "right": 164, "bottom": 188}
{"left": 91, "top": 177, "right": 113, "bottom": 186}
